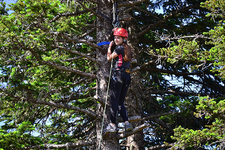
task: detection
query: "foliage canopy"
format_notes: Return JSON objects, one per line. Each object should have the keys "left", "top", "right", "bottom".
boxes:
{"left": 0, "top": 0, "right": 225, "bottom": 149}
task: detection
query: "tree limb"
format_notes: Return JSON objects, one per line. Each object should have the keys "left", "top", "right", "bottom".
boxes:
{"left": 117, "top": 123, "right": 149, "bottom": 139}
{"left": 142, "top": 67, "right": 204, "bottom": 76}
{"left": 57, "top": 32, "right": 101, "bottom": 50}
{"left": 78, "top": 28, "right": 96, "bottom": 39}
{"left": 86, "top": 0, "right": 99, "bottom": 4}
{"left": 42, "top": 60, "right": 97, "bottom": 79}
{"left": 22, "top": 141, "right": 95, "bottom": 150}
{"left": 130, "top": 66, "right": 140, "bottom": 74}
{"left": 145, "top": 88, "right": 223, "bottom": 97}
{"left": 0, "top": 88, "right": 99, "bottom": 118}
{"left": 52, "top": 45, "right": 99, "bottom": 64}
{"left": 132, "top": 6, "right": 161, "bottom": 20}
{"left": 140, "top": 53, "right": 214, "bottom": 70}
{"left": 77, "top": 1, "right": 103, "bottom": 21}
{"left": 42, "top": 61, "right": 97, "bottom": 79}
{"left": 118, "top": 0, "right": 150, "bottom": 7}
{"left": 50, "top": 10, "right": 90, "bottom": 23}
{"left": 145, "top": 143, "right": 175, "bottom": 150}
{"left": 154, "top": 32, "right": 212, "bottom": 44}
{"left": 126, "top": 112, "right": 179, "bottom": 122}
{"left": 138, "top": 4, "right": 200, "bottom": 37}
{"left": 17, "top": 43, "right": 97, "bottom": 79}
{"left": 28, "top": 98, "right": 98, "bottom": 118}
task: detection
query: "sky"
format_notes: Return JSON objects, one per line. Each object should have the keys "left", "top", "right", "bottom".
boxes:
{"left": 5, "top": 0, "right": 16, "bottom": 5}
{"left": 4, "top": 0, "right": 16, "bottom": 12}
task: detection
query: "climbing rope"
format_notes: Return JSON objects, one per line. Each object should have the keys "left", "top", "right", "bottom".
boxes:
{"left": 112, "top": 0, "right": 120, "bottom": 27}
{"left": 97, "top": 58, "right": 113, "bottom": 150}
{"left": 96, "top": 0, "right": 119, "bottom": 28}
{"left": 97, "top": 1, "right": 119, "bottom": 149}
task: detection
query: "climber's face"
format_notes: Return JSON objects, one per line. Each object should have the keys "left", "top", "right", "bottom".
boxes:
{"left": 114, "top": 35, "right": 123, "bottom": 45}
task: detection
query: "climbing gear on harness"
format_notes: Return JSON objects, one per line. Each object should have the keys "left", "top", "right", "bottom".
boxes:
{"left": 113, "top": 76, "right": 123, "bottom": 83}
{"left": 116, "top": 67, "right": 131, "bottom": 73}
{"left": 125, "top": 68, "right": 130, "bottom": 73}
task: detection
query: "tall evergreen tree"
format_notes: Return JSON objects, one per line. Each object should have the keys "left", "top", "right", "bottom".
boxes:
{"left": 0, "top": 0, "right": 224, "bottom": 149}
{"left": 172, "top": 0, "right": 225, "bottom": 149}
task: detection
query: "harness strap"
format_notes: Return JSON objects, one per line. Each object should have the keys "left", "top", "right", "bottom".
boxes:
{"left": 115, "top": 67, "right": 131, "bottom": 73}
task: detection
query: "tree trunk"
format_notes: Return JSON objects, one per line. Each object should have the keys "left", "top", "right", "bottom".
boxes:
{"left": 126, "top": 25, "right": 145, "bottom": 150}
{"left": 126, "top": 72, "right": 145, "bottom": 150}
{"left": 96, "top": 0, "right": 120, "bottom": 149}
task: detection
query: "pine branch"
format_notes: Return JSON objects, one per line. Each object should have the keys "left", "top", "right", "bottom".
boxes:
{"left": 54, "top": 77, "right": 94, "bottom": 92}
{"left": 117, "top": 123, "right": 149, "bottom": 139}
{"left": 46, "top": 78, "right": 96, "bottom": 103}
{"left": 77, "top": 1, "right": 103, "bottom": 21}
{"left": 78, "top": 28, "right": 96, "bottom": 39}
{"left": 86, "top": 0, "right": 99, "bottom": 4}
{"left": 126, "top": 112, "right": 179, "bottom": 122}
{"left": 132, "top": 6, "right": 161, "bottom": 20}
{"left": 58, "top": 32, "right": 101, "bottom": 50}
{"left": 154, "top": 32, "right": 212, "bottom": 43}
{"left": 42, "top": 60, "right": 97, "bottom": 79}
{"left": 52, "top": 45, "right": 99, "bottom": 65}
{"left": 141, "top": 65, "right": 204, "bottom": 76}
{"left": 140, "top": 52, "right": 214, "bottom": 71}
{"left": 138, "top": 4, "right": 200, "bottom": 37}
{"left": 22, "top": 141, "right": 95, "bottom": 150}
{"left": 17, "top": 43, "right": 97, "bottom": 79}
{"left": 145, "top": 143, "right": 176, "bottom": 150}
{"left": 50, "top": 10, "right": 90, "bottom": 23}
{"left": 93, "top": 95, "right": 106, "bottom": 106}
{"left": 118, "top": 0, "right": 150, "bottom": 7}
{"left": 145, "top": 89, "right": 218, "bottom": 97}
{"left": 0, "top": 88, "right": 99, "bottom": 118}
{"left": 130, "top": 66, "right": 140, "bottom": 74}
{"left": 28, "top": 97, "right": 98, "bottom": 118}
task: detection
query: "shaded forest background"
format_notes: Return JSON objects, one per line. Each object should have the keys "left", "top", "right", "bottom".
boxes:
{"left": 0, "top": 0, "right": 225, "bottom": 149}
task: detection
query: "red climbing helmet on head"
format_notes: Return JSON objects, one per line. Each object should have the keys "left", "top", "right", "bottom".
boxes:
{"left": 113, "top": 28, "right": 128, "bottom": 39}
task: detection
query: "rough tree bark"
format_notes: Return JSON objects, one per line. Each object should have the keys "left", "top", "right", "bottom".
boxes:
{"left": 96, "top": 0, "right": 120, "bottom": 149}
{"left": 125, "top": 74, "right": 145, "bottom": 150}
{"left": 126, "top": 25, "right": 145, "bottom": 150}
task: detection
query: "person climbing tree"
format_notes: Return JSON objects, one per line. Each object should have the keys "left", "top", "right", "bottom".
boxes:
{"left": 104, "top": 28, "right": 133, "bottom": 134}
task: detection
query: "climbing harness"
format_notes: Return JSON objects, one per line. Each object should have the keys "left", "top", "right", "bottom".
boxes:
{"left": 115, "top": 67, "right": 131, "bottom": 74}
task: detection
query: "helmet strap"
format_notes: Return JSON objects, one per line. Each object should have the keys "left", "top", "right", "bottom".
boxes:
{"left": 123, "top": 38, "right": 127, "bottom": 43}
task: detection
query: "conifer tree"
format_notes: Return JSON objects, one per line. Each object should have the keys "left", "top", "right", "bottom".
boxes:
{"left": 0, "top": 0, "right": 224, "bottom": 149}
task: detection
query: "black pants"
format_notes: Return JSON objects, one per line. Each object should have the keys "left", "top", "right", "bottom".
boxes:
{"left": 110, "top": 70, "right": 131, "bottom": 124}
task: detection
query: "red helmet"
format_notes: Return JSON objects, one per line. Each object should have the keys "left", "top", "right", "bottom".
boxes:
{"left": 113, "top": 28, "right": 128, "bottom": 39}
